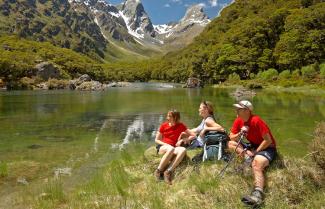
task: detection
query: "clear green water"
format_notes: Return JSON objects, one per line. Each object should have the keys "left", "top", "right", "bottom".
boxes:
{"left": 0, "top": 85, "right": 324, "bottom": 205}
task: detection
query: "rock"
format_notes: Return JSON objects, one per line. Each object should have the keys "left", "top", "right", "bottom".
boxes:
{"left": 54, "top": 167, "right": 72, "bottom": 178}
{"left": 35, "top": 62, "right": 60, "bottom": 80}
{"left": 36, "top": 82, "right": 49, "bottom": 90}
{"left": 17, "top": 177, "right": 29, "bottom": 185}
{"left": 183, "top": 77, "right": 202, "bottom": 88}
{"left": 230, "top": 87, "right": 256, "bottom": 100}
{"left": 116, "top": 81, "right": 131, "bottom": 87}
{"left": 106, "top": 82, "right": 117, "bottom": 88}
{"left": 75, "top": 81, "right": 105, "bottom": 91}
{"left": 78, "top": 74, "right": 91, "bottom": 82}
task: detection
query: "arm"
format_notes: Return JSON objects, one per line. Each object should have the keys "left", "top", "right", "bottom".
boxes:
{"left": 199, "top": 118, "right": 225, "bottom": 138}
{"left": 229, "top": 131, "right": 241, "bottom": 142}
{"left": 254, "top": 133, "right": 272, "bottom": 153}
{"left": 155, "top": 132, "right": 167, "bottom": 146}
{"left": 176, "top": 129, "right": 196, "bottom": 147}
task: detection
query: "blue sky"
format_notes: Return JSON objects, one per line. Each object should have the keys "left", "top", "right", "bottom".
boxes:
{"left": 108, "top": 0, "right": 233, "bottom": 24}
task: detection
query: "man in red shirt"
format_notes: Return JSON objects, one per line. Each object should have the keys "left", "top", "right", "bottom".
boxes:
{"left": 229, "top": 100, "right": 277, "bottom": 207}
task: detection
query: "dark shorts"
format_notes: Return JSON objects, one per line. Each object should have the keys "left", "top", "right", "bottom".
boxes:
{"left": 241, "top": 142, "right": 277, "bottom": 162}
{"left": 156, "top": 144, "right": 162, "bottom": 154}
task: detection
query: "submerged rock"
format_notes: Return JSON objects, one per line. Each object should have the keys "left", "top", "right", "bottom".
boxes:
{"left": 183, "top": 77, "right": 202, "bottom": 88}
{"left": 17, "top": 177, "right": 29, "bottom": 185}
{"left": 54, "top": 167, "right": 72, "bottom": 178}
{"left": 230, "top": 87, "right": 256, "bottom": 100}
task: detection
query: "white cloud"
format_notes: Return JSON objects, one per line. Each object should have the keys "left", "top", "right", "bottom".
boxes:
{"left": 164, "top": 3, "right": 171, "bottom": 7}
{"left": 198, "top": 3, "right": 207, "bottom": 8}
{"left": 209, "top": 0, "right": 218, "bottom": 7}
{"left": 171, "top": 0, "right": 182, "bottom": 4}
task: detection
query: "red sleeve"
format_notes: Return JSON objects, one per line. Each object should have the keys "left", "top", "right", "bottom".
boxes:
{"left": 256, "top": 118, "right": 270, "bottom": 137}
{"left": 180, "top": 123, "right": 187, "bottom": 132}
{"left": 159, "top": 123, "right": 166, "bottom": 133}
{"left": 231, "top": 118, "right": 242, "bottom": 134}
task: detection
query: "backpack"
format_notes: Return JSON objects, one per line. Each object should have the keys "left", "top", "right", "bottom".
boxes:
{"left": 202, "top": 131, "right": 229, "bottom": 162}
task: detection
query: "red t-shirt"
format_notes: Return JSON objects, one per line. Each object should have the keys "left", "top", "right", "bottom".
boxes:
{"left": 159, "top": 122, "right": 187, "bottom": 147}
{"left": 231, "top": 115, "right": 276, "bottom": 148}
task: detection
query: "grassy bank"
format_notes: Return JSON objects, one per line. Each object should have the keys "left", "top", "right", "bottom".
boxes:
{"left": 23, "top": 123, "right": 325, "bottom": 209}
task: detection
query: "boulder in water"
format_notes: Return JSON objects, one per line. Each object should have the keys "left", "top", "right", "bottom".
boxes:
{"left": 183, "top": 77, "right": 202, "bottom": 88}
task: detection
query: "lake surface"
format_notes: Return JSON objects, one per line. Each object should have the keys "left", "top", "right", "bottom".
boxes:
{"left": 0, "top": 84, "right": 324, "bottom": 207}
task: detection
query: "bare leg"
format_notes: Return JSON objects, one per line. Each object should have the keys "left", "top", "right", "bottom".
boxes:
{"left": 251, "top": 155, "right": 269, "bottom": 190}
{"left": 168, "top": 147, "right": 186, "bottom": 171}
{"left": 157, "top": 145, "right": 175, "bottom": 171}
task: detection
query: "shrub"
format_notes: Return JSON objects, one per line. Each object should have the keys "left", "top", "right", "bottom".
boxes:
{"left": 292, "top": 69, "right": 301, "bottom": 78}
{"left": 279, "top": 70, "right": 291, "bottom": 79}
{"left": 260, "top": 68, "right": 278, "bottom": 81}
{"left": 301, "top": 65, "right": 317, "bottom": 79}
{"left": 320, "top": 63, "right": 325, "bottom": 79}
{"left": 228, "top": 73, "right": 240, "bottom": 82}
{"left": 249, "top": 73, "right": 256, "bottom": 79}
{"left": 47, "top": 79, "right": 69, "bottom": 90}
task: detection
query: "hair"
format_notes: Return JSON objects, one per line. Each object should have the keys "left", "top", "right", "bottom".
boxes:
{"left": 167, "top": 109, "right": 181, "bottom": 123}
{"left": 201, "top": 101, "right": 214, "bottom": 115}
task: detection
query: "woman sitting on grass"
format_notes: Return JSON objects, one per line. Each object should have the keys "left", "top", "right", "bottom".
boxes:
{"left": 178, "top": 101, "right": 225, "bottom": 148}
{"left": 154, "top": 110, "right": 195, "bottom": 185}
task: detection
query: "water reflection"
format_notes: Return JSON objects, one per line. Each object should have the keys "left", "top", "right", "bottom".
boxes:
{"left": 108, "top": 114, "right": 164, "bottom": 150}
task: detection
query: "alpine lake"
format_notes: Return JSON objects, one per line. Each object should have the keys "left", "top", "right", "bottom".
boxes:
{"left": 0, "top": 83, "right": 324, "bottom": 208}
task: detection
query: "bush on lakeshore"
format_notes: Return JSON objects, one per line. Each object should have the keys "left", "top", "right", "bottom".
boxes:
{"left": 47, "top": 79, "right": 69, "bottom": 90}
{"left": 258, "top": 68, "right": 279, "bottom": 81}
{"left": 244, "top": 81, "right": 263, "bottom": 89}
{"left": 279, "top": 70, "right": 291, "bottom": 80}
{"left": 249, "top": 73, "right": 256, "bottom": 79}
{"left": 20, "top": 77, "right": 36, "bottom": 90}
{"left": 292, "top": 69, "right": 301, "bottom": 78}
{"left": 227, "top": 73, "right": 241, "bottom": 83}
{"left": 301, "top": 65, "right": 317, "bottom": 79}
{"left": 320, "top": 63, "right": 325, "bottom": 79}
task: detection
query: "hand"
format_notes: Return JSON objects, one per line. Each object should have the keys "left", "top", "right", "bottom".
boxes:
{"left": 176, "top": 139, "right": 183, "bottom": 147}
{"left": 199, "top": 129, "right": 206, "bottom": 139}
{"left": 240, "top": 126, "right": 249, "bottom": 135}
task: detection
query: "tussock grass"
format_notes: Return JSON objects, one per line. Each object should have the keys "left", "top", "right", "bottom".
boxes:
{"left": 32, "top": 124, "right": 325, "bottom": 208}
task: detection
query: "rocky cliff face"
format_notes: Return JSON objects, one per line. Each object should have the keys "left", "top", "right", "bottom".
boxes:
{"left": 0, "top": 0, "right": 212, "bottom": 58}
{"left": 153, "top": 4, "right": 211, "bottom": 50}
{"left": 120, "top": 0, "right": 156, "bottom": 38}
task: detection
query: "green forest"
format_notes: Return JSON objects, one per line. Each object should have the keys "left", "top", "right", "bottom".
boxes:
{"left": 0, "top": 0, "right": 325, "bottom": 88}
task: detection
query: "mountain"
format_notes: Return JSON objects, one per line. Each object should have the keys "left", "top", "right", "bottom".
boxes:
{"left": 115, "top": 0, "right": 325, "bottom": 83}
{"left": 0, "top": 0, "right": 108, "bottom": 60}
{"left": 0, "top": 0, "right": 211, "bottom": 60}
{"left": 154, "top": 4, "right": 210, "bottom": 50}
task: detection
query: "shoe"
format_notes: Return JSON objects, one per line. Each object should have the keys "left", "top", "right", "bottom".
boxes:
{"left": 154, "top": 169, "right": 163, "bottom": 181}
{"left": 241, "top": 189, "right": 264, "bottom": 207}
{"left": 163, "top": 170, "right": 173, "bottom": 185}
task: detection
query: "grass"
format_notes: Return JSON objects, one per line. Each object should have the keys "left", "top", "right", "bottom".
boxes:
{"left": 0, "top": 162, "right": 8, "bottom": 178}
{"left": 17, "top": 123, "right": 325, "bottom": 208}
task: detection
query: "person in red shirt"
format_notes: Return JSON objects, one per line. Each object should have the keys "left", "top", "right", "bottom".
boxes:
{"left": 154, "top": 110, "right": 195, "bottom": 185}
{"left": 229, "top": 100, "right": 277, "bottom": 207}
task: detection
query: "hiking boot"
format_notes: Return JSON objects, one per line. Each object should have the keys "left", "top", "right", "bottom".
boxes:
{"left": 154, "top": 169, "right": 163, "bottom": 181}
{"left": 241, "top": 189, "right": 264, "bottom": 207}
{"left": 163, "top": 170, "right": 173, "bottom": 185}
